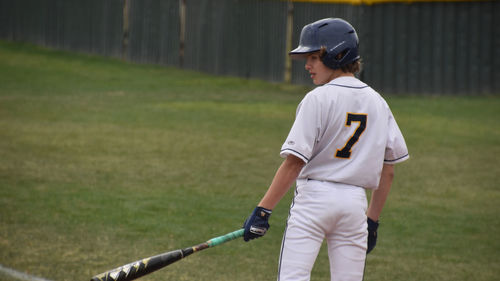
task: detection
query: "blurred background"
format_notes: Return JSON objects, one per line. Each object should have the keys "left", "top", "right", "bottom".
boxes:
{"left": 1, "top": 0, "right": 498, "bottom": 95}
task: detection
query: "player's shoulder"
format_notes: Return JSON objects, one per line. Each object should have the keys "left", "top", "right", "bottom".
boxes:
{"left": 301, "top": 85, "right": 327, "bottom": 103}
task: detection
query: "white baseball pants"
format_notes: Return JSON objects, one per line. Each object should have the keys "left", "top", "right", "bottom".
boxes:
{"left": 278, "top": 179, "right": 368, "bottom": 281}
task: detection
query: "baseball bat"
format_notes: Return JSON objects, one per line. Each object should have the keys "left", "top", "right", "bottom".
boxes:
{"left": 90, "top": 228, "right": 244, "bottom": 281}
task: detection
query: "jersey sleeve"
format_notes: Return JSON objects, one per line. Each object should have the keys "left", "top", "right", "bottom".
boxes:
{"left": 280, "top": 92, "right": 320, "bottom": 163}
{"left": 384, "top": 109, "right": 409, "bottom": 164}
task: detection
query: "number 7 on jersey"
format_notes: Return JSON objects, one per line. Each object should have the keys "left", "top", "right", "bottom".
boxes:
{"left": 335, "top": 113, "right": 367, "bottom": 159}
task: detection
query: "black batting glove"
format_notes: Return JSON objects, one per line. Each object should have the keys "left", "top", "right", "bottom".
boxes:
{"left": 367, "top": 217, "right": 379, "bottom": 254}
{"left": 243, "top": 206, "right": 272, "bottom": 242}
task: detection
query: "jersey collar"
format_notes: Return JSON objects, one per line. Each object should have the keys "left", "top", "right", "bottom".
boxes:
{"left": 326, "top": 76, "right": 368, "bottom": 89}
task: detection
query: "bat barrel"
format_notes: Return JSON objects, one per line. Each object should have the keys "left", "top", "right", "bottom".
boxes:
{"left": 90, "top": 250, "right": 184, "bottom": 281}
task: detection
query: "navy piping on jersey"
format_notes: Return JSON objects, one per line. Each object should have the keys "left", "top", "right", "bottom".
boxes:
{"left": 328, "top": 83, "right": 369, "bottom": 89}
{"left": 281, "top": 148, "right": 309, "bottom": 162}
{"left": 384, "top": 154, "right": 409, "bottom": 163}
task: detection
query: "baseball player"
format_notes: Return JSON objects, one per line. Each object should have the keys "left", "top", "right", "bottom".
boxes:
{"left": 243, "top": 18, "right": 409, "bottom": 281}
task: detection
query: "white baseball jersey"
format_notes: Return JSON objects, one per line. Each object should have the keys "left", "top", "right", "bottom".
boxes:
{"left": 280, "top": 76, "right": 409, "bottom": 189}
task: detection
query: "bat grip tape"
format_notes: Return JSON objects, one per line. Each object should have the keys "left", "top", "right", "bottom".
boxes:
{"left": 207, "top": 229, "right": 244, "bottom": 247}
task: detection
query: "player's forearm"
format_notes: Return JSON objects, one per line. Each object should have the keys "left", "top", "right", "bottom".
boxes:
{"left": 367, "top": 164, "right": 394, "bottom": 221}
{"left": 258, "top": 155, "right": 304, "bottom": 210}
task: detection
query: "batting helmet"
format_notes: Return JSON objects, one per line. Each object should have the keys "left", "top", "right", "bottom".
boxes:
{"left": 289, "top": 18, "right": 360, "bottom": 70}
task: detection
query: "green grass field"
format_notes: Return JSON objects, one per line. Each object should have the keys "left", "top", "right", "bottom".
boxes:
{"left": 0, "top": 40, "right": 499, "bottom": 281}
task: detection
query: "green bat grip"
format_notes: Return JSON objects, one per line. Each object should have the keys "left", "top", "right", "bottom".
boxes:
{"left": 207, "top": 229, "right": 244, "bottom": 247}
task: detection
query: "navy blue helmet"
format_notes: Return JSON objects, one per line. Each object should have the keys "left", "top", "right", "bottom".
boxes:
{"left": 289, "top": 18, "right": 360, "bottom": 70}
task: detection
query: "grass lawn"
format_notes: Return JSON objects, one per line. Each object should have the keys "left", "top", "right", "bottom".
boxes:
{"left": 0, "top": 40, "right": 499, "bottom": 281}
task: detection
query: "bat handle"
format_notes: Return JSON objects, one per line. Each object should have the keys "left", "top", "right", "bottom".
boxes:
{"left": 207, "top": 229, "right": 244, "bottom": 247}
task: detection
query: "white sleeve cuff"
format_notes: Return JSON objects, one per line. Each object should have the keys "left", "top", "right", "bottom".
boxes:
{"left": 384, "top": 154, "right": 409, "bottom": 164}
{"left": 280, "top": 148, "right": 309, "bottom": 163}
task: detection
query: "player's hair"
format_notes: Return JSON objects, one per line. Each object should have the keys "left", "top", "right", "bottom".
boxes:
{"left": 341, "top": 59, "right": 362, "bottom": 74}
{"left": 319, "top": 47, "right": 362, "bottom": 74}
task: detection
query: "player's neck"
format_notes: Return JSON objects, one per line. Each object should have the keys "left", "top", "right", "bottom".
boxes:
{"left": 327, "top": 70, "right": 354, "bottom": 83}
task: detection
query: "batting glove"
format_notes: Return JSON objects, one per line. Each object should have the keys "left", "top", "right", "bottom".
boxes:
{"left": 367, "top": 217, "right": 379, "bottom": 254}
{"left": 243, "top": 206, "right": 272, "bottom": 242}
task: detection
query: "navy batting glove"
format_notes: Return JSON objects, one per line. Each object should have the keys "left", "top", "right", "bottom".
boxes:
{"left": 367, "top": 217, "right": 379, "bottom": 254}
{"left": 243, "top": 206, "right": 272, "bottom": 242}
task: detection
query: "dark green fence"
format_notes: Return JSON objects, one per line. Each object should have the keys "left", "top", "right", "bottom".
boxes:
{"left": 183, "top": 0, "right": 288, "bottom": 81}
{"left": 0, "top": 0, "right": 498, "bottom": 95}
{"left": 0, "top": 0, "right": 124, "bottom": 57}
{"left": 126, "top": 0, "right": 179, "bottom": 65}
{"left": 291, "top": 1, "right": 500, "bottom": 95}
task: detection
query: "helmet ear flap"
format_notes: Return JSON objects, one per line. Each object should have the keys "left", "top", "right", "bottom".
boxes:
{"left": 321, "top": 48, "right": 350, "bottom": 69}
{"left": 335, "top": 49, "right": 349, "bottom": 61}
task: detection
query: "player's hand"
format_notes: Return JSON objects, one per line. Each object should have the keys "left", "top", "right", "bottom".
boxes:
{"left": 243, "top": 206, "right": 272, "bottom": 242}
{"left": 367, "top": 217, "right": 379, "bottom": 254}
